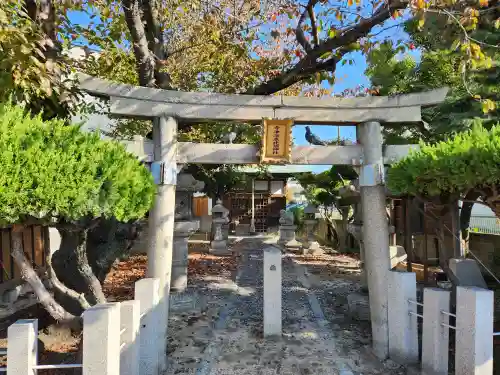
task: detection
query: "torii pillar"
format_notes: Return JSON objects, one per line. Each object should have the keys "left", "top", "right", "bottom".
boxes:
{"left": 359, "top": 121, "right": 391, "bottom": 359}
{"left": 147, "top": 116, "right": 177, "bottom": 373}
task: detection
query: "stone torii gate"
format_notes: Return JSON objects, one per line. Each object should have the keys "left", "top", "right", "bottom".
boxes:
{"left": 78, "top": 73, "right": 447, "bottom": 372}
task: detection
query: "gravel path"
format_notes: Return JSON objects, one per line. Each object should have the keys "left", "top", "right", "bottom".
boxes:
{"left": 165, "top": 237, "right": 407, "bottom": 375}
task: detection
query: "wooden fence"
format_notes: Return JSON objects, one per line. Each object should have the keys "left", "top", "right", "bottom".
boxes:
{"left": 0, "top": 226, "right": 48, "bottom": 283}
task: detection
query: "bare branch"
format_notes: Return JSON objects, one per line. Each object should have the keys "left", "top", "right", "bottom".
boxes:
{"left": 295, "top": 3, "right": 313, "bottom": 52}
{"left": 307, "top": 2, "right": 320, "bottom": 47}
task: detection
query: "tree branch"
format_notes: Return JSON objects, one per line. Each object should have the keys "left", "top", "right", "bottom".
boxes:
{"left": 46, "top": 250, "right": 91, "bottom": 310}
{"left": 122, "top": 0, "right": 156, "bottom": 87}
{"left": 248, "top": 0, "right": 408, "bottom": 95}
{"left": 141, "top": 0, "right": 171, "bottom": 89}
{"left": 307, "top": 2, "right": 320, "bottom": 47}
{"left": 10, "top": 225, "right": 77, "bottom": 324}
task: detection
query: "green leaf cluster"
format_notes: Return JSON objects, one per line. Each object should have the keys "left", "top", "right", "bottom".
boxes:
{"left": 387, "top": 122, "right": 500, "bottom": 198}
{"left": 366, "top": 10, "right": 499, "bottom": 144}
{"left": 0, "top": 102, "right": 155, "bottom": 225}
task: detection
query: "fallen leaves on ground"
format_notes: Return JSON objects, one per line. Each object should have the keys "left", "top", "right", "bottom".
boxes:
{"left": 103, "top": 246, "right": 239, "bottom": 301}
{"left": 188, "top": 251, "right": 238, "bottom": 280}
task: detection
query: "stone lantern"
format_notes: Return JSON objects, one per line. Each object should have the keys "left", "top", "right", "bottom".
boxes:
{"left": 278, "top": 210, "right": 301, "bottom": 250}
{"left": 172, "top": 174, "right": 204, "bottom": 292}
{"left": 210, "top": 199, "right": 230, "bottom": 255}
{"left": 303, "top": 204, "right": 323, "bottom": 255}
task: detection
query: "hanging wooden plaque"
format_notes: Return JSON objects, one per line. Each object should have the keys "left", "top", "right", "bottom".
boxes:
{"left": 260, "top": 118, "right": 293, "bottom": 164}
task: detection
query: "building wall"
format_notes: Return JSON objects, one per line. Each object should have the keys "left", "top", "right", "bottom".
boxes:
{"left": 468, "top": 232, "right": 500, "bottom": 277}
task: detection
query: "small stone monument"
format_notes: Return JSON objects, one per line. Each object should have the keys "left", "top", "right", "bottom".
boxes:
{"left": 172, "top": 174, "right": 204, "bottom": 292}
{"left": 303, "top": 204, "right": 323, "bottom": 255}
{"left": 210, "top": 199, "right": 231, "bottom": 255}
{"left": 278, "top": 210, "right": 301, "bottom": 250}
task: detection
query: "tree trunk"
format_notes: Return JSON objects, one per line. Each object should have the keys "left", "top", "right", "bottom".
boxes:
{"left": 52, "top": 227, "right": 106, "bottom": 305}
{"left": 122, "top": 0, "right": 156, "bottom": 87}
{"left": 10, "top": 225, "right": 76, "bottom": 324}
{"left": 86, "top": 218, "right": 145, "bottom": 283}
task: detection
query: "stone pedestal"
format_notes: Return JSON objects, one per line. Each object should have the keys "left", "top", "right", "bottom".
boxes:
{"left": 278, "top": 225, "right": 296, "bottom": 244}
{"left": 210, "top": 200, "right": 231, "bottom": 256}
{"left": 172, "top": 220, "right": 199, "bottom": 292}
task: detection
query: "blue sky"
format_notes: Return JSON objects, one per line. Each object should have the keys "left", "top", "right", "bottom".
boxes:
{"left": 69, "top": 8, "right": 418, "bottom": 174}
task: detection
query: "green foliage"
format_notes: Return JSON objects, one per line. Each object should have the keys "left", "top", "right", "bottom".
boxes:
{"left": 289, "top": 205, "right": 304, "bottom": 231}
{"left": 0, "top": 102, "right": 155, "bottom": 225}
{"left": 387, "top": 122, "right": 500, "bottom": 198}
{"left": 366, "top": 11, "right": 499, "bottom": 144}
{"left": 295, "top": 165, "right": 356, "bottom": 217}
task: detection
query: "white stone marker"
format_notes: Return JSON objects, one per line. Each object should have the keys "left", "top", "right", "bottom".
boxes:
{"left": 422, "top": 288, "right": 450, "bottom": 375}
{"left": 120, "top": 300, "right": 141, "bottom": 375}
{"left": 135, "top": 278, "right": 160, "bottom": 375}
{"left": 387, "top": 271, "right": 418, "bottom": 364}
{"left": 263, "top": 246, "right": 282, "bottom": 336}
{"left": 83, "top": 303, "right": 121, "bottom": 375}
{"left": 455, "top": 286, "right": 493, "bottom": 375}
{"left": 7, "top": 319, "right": 38, "bottom": 375}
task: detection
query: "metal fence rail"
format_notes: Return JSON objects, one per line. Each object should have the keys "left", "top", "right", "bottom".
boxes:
{"left": 469, "top": 215, "right": 500, "bottom": 235}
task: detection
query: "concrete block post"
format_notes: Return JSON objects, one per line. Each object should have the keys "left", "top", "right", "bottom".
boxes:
{"left": 455, "top": 286, "right": 494, "bottom": 375}
{"left": 387, "top": 271, "right": 418, "bottom": 364}
{"left": 7, "top": 319, "right": 38, "bottom": 375}
{"left": 359, "top": 121, "right": 391, "bottom": 359}
{"left": 148, "top": 116, "right": 177, "bottom": 372}
{"left": 263, "top": 246, "right": 282, "bottom": 337}
{"left": 120, "top": 300, "right": 141, "bottom": 375}
{"left": 83, "top": 303, "right": 121, "bottom": 375}
{"left": 135, "top": 278, "right": 161, "bottom": 375}
{"left": 421, "top": 288, "right": 451, "bottom": 375}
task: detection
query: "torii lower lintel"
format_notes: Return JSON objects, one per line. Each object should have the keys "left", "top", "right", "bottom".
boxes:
{"left": 122, "top": 140, "right": 419, "bottom": 165}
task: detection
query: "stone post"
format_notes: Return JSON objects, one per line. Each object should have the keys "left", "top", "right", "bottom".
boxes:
{"left": 303, "top": 204, "right": 323, "bottom": 255}
{"left": 147, "top": 116, "right": 177, "bottom": 372}
{"left": 263, "top": 246, "right": 282, "bottom": 336}
{"left": 210, "top": 199, "right": 230, "bottom": 255}
{"left": 135, "top": 278, "right": 160, "bottom": 375}
{"left": 421, "top": 288, "right": 451, "bottom": 375}
{"left": 120, "top": 300, "right": 141, "bottom": 375}
{"left": 359, "top": 120, "right": 391, "bottom": 359}
{"left": 455, "top": 286, "right": 493, "bottom": 375}
{"left": 173, "top": 174, "right": 204, "bottom": 292}
{"left": 7, "top": 319, "right": 38, "bottom": 375}
{"left": 83, "top": 303, "right": 121, "bottom": 375}
{"left": 278, "top": 209, "right": 301, "bottom": 250}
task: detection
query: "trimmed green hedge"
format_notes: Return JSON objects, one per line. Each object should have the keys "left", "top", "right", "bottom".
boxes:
{"left": 0, "top": 102, "right": 155, "bottom": 225}
{"left": 387, "top": 123, "right": 500, "bottom": 197}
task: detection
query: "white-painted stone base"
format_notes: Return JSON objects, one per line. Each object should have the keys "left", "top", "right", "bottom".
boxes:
{"left": 455, "top": 286, "right": 493, "bottom": 375}
{"left": 422, "top": 288, "right": 450, "bottom": 375}
{"left": 83, "top": 303, "right": 121, "bottom": 375}
{"left": 387, "top": 271, "right": 418, "bottom": 364}
{"left": 134, "top": 278, "right": 161, "bottom": 375}
{"left": 7, "top": 319, "right": 37, "bottom": 375}
{"left": 263, "top": 246, "right": 282, "bottom": 337}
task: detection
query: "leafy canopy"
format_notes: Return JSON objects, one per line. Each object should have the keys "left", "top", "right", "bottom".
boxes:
{"left": 387, "top": 122, "right": 500, "bottom": 198}
{"left": 365, "top": 9, "right": 499, "bottom": 144}
{"left": 0, "top": 102, "right": 155, "bottom": 225}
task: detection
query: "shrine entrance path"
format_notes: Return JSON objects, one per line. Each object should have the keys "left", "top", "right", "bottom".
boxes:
{"left": 166, "top": 237, "right": 406, "bottom": 375}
